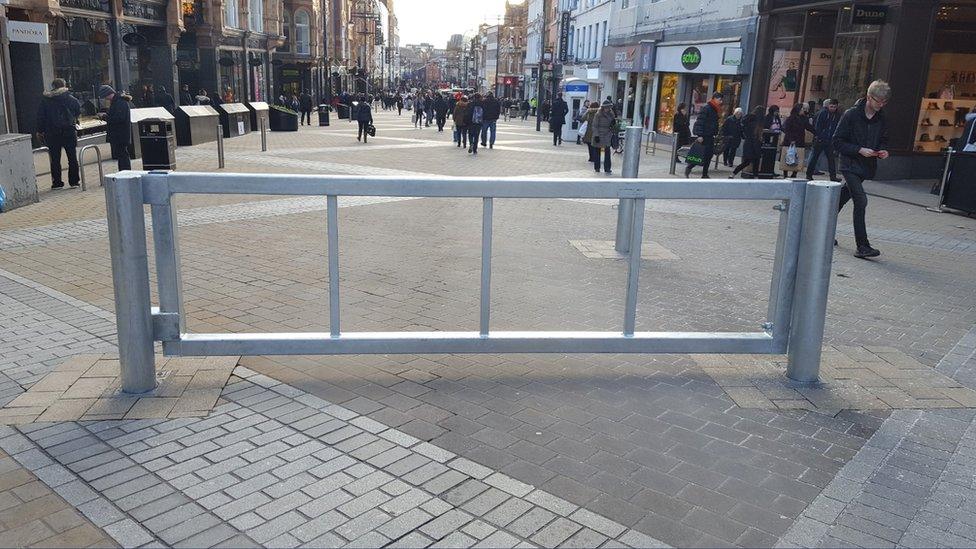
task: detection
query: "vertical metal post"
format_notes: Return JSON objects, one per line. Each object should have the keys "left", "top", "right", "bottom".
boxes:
{"left": 622, "top": 198, "right": 646, "bottom": 336}
{"left": 327, "top": 195, "right": 340, "bottom": 337}
{"left": 615, "top": 126, "right": 643, "bottom": 253}
{"left": 669, "top": 133, "right": 679, "bottom": 175}
{"left": 927, "top": 147, "right": 953, "bottom": 213}
{"left": 216, "top": 124, "right": 225, "bottom": 169}
{"left": 787, "top": 180, "right": 841, "bottom": 382}
{"left": 149, "top": 179, "right": 186, "bottom": 355}
{"left": 104, "top": 173, "right": 156, "bottom": 393}
{"left": 260, "top": 117, "right": 268, "bottom": 152}
{"left": 480, "top": 197, "right": 493, "bottom": 336}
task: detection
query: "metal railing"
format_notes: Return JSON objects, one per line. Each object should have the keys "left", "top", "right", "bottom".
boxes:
{"left": 104, "top": 171, "right": 841, "bottom": 394}
{"left": 78, "top": 144, "right": 105, "bottom": 190}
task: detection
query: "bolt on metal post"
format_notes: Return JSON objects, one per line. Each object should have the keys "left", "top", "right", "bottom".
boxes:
{"left": 104, "top": 173, "right": 156, "bottom": 393}
{"left": 615, "top": 126, "right": 644, "bottom": 253}
{"left": 787, "top": 180, "right": 842, "bottom": 382}
{"left": 217, "top": 124, "right": 225, "bottom": 169}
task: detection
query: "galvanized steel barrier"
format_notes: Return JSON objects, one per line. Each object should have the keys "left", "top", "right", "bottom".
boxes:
{"left": 105, "top": 171, "right": 841, "bottom": 394}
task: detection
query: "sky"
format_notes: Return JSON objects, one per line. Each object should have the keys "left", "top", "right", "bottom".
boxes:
{"left": 395, "top": 0, "right": 511, "bottom": 48}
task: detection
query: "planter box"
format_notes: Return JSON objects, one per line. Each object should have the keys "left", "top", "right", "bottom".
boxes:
{"left": 269, "top": 108, "right": 299, "bottom": 132}
{"left": 1, "top": 134, "right": 39, "bottom": 212}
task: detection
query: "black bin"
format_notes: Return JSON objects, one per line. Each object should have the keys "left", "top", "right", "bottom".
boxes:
{"left": 175, "top": 105, "right": 220, "bottom": 146}
{"left": 246, "top": 102, "right": 270, "bottom": 131}
{"left": 139, "top": 118, "right": 176, "bottom": 170}
{"left": 318, "top": 104, "right": 331, "bottom": 126}
{"left": 214, "top": 103, "right": 252, "bottom": 138}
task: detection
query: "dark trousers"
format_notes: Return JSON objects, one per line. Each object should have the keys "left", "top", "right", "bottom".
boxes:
{"left": 732, "top": 158, "right": 759, "bottom": 177}
{"left": 46, "top": 128, "right": 80, "bottom": 186}
{"left": 397, "top": 106, "right": 402, "bottom": 115}
{"left": 838, "top": 172, "right": 870, "bottom": 248}
{"left": 468, "top": 125, "right": 482, "bottom": 153}
{"left": 806, "top": 140, "right": 837, "bottom": 179}
{"left": 357, "top": 120, "right": 369, "bottom": 142}
{"left": 436, "top": 114, "right": 446, "bottom": 131}
{"left": 590, "top": 145, "right": 611, "bottom": 172}
{"left": 722, "top": 138, "right": 740, "bottom": 166}
{"left": 301, "top": 110, "right": 311, "bottom": 125}
{"left": 110, "top": 141, "right": 131, "bottom": 171}
{"left": 552, "top": 124, "right": 564, "bottom": 145}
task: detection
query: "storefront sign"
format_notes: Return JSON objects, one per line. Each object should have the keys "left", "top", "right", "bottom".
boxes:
{"left": 123, "top": 0, "right": 168, "bottom": 22}
{"left": 600, "top": 43, "right": 654, "bottom": 73}
{"left": 723, "top": 47, "right": 743, "bottom": 66}
{"left": 6, "top": 21, "right": 49, "bottom": 44}
{"left": 59, "top": 0, "right": 111, "bottom": 13}
{"left": 680, "top": 47, "right": 701, "bottom": 70}
{"left": 558, "top": 11, "right": 570, "bottom": 63}
{"left": 851, "top": 4, "right": 887, "bottom": 25}
{"left": 655, "top": 41, "right": 744, "bottom": 75}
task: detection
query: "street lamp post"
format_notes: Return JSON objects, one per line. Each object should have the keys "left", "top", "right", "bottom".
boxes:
{"left": 535, "top": 0, "right": 548, "bottom": 132}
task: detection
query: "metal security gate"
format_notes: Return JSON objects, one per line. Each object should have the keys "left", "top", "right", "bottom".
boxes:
{"left": 104, "top": 172, "right": 841, "bottom": 394}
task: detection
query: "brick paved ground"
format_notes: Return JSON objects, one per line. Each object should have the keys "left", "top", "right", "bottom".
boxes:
{"left": 0, "top": 109, "right": 975, "bottom": 547}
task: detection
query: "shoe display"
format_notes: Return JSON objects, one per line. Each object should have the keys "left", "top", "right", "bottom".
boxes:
{"left": 935, "top": 135, "right": 948, "bottom": 143}
{"left": 927, "top": 101, "right": 940, "bottom": 110}
{"left": 854, "top": 246, "right": 881, "bottom": 259}
{"left": 939, "top": 119, "right": 952, "bottom": 127}
{"left": 921, "top": 118, "right": 933, "bottom": 126}
{"left": 944, "top": 102, "right": 954, "bottom": 110}
{"left": 920, "top": 133, "right": 931, "bottom": 142}
{"left": 915, "top": 145, "right": 925, "bottom": 152}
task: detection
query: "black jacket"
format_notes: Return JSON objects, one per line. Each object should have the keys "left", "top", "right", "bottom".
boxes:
{"left": 156, "top": 91, "right": 176, "bottom": 114}
{"left": 549, "top": 99, "right": 569, "bottom": 125}
{"left": 434, "top": 96, "right": 448, "bottom": 116}
{"left": 465, "top": 100, "right": 485, "bottom": 126}
{"left": 739, "top": 114, "right": 762, "bottom": 161}
{"left": 833, "top": 98, "right": 888, "bottom": 179}
{"left": 300, "top": 93, "right": 313, "bottom": 111}
{"left": 673, "top": 112, "right": 691, "bottom": 147}
{"left": 106, "top": 94, "right": 132, "bottom": 144}
{"left": 354, "top": 102, "right": 373, "bottom": 123}
{"left": 36, "top": 87, "right": 81, "bottom": 133}
{"left": 721, "top": 115, "right": 742, "bottom": 138}
{"left": 482, "top": 96, "right": 500, "bottom": 121}
{"left": 180, "top": 89, "right": 194, "bottom": 106}
{"left": 813, "top": 109, "right": 841, "bottom": 143}
{"left": 693, "top": 103, "right": 720, "bottom": 139}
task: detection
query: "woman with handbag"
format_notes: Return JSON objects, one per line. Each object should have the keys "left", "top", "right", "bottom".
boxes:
{"left": 672, "top": 103, "right": 692, "bottom": 163}
{"left": 581, "top": 102, "right": 599, "bottom": 163}
{"left": 731, "top": 106, "right": 766, "bottom": 178}
{"left": 780, "top": 103, "right": 815, "bottom": 178}
{"left": 356, "top": 94, "right": 374, "bottom": 143}
{"left": 591, "top": 100, "right": 616, "bottom": 174}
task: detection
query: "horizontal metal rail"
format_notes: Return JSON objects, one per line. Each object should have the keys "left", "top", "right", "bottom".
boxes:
{"left": 105, "top": 171, "right": 840, "bottom": 393}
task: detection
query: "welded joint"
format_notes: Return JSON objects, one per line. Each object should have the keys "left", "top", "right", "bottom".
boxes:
{"left": 151, "top": 308, "right": 181, "bottom": 341}
{"left": 141, "top": 172, "right": 172, "bottom": 204}
{"left": 773, "top": 202, "right": 787, "bottom": 212}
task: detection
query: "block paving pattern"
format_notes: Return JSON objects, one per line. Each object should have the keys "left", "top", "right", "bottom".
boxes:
{"left": 1, "top": 367, "right": 666, "bottom": 549}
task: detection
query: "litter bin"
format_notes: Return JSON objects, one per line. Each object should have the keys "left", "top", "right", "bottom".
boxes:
{"left": 139, "top": 118, "right": 176, "bottom": 170}
{"left": 130, "top": 107, "right": 175, "bottom": 159}
{"left": 318, "top": 104, "right": 330, "bottom": 126}
{"left": 175, "top": 105, "right": 219, "bottom": 146}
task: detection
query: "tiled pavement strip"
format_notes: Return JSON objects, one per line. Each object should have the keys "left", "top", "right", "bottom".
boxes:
{"left": 0, "top": 111, "right": 975, "bottom": 547}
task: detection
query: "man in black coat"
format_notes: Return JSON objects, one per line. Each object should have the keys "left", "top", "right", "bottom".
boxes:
{"left": 299, "top": 91, "right": 313, "bottom": 125}
{"left": 179, "top": 84, "right": 194, "bottom": 106}
{"left": 433, "top": 93, "right": 448, "bottom": 132}
{"left": 98, "top": 85, "right": 133, "bottom": 171}
{"left": 807, "top": 98, "right": 842, "bottom": 181}
{"left": 155, "top": 85, "right": 176, "bottom": 114}
{"left": 36, "top": 78, "right": 82, "bottom": 189}
{"left": 685, "top": 92, "right": 723, "bottom": 178}
{"left": 833, "top": 80, "right": 890, "bottom": 259}
{"left": 480, "top": 92, "right": 501, "bottom": 147}
{"left": 549, "top": 92, "right": 569, "bottom": 146}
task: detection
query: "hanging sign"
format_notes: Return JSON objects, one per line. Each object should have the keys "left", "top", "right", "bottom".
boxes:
{"left": 7, "top": 21, "right": 49, "bottom": 44}
{"left": 851, "top": 4, "right": 888, "bottom": 25}
{"left": 558, "top": 11, "right": 570, "bottom": 63}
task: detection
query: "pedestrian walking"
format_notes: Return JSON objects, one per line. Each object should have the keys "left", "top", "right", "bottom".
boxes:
{"left": 453, "top": 95, "right": 470, "bottom": 149}
{"left": 98, "top": 85, "right": 133, "bottom": 171}
{"left": 481, "top": 92, "right": 500, "bottom": 148}
{"left": 467, "top": 93, "right": 485, "bottom": 155}
{"left": 521, "top": 98, "right": 530, "bottom": 121}
{"left": 685, "top": 92, "right": 723, "bottom": 178}
{"left": 672, "top": 103, "right": 691, "bottom": 163}
{"left": 720, "top": 107, "right": 743, "bottom": 166}
{"left": 806, "top": 98, "right": 842, "bottom": 181}
{"left": 581, "top": 102, "right": 599, "bottom": 162}
{"left": 179, "top": 84, "right": 194, "bottom": 106}
{"left": 299, "top": 91, "right": 313, "bottom": 125}
{"left": 356, "top": 94, "right": 373, "bottom": 143}
{"left": 434, "top": 93, "right": 448, "bottom": 132}
{"left": 155, "top": 85, "right": 176, "bottom": 114}
{"left": 540, "top": 100, "right": 551, "bottom": 123}
{"left": 833, "top": 80, "right": 891, "bottom": 259}
{"left": 414, "top": 94, "right": 425, "bottom": 128}
{"left": 529, "top": 97, "right": 538, "bottom": 117}
{"left": 764, "top": 105, "right": 783, "bottom": 134}
{"left": 780, "top": 103, "right": 815, "bottom": 178}
{"left": 35, "top": 78, "right": 82, "bottom": 189}
{"left": 549, "top": 92, "right": 569, "bottom": 146}
{"left": 425, "top": 93, "right": 434, "bottom": 127}
{"left": 730, "top": 106, "right": 766, "bottom": 178}
{"left": 575, "top": 100, "right": 590, "bottom": 144}
{"left": 590, "top": 100, "right": 616, "bottom": 174}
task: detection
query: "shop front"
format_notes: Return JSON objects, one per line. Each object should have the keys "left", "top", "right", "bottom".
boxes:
{"left": 119, "top": 0, "right": 176, "bottom": 108}
{"left": 599, "top": 42, "right": 655, "bottom": 127}
{"left": 274, "top": 63, "right": 311, "bottom": 99}
{"left": 652, "top": 40, "right": 749, "bottom": 135}
{"left": 755, "top": 0, "right": 976, "bottom": 178}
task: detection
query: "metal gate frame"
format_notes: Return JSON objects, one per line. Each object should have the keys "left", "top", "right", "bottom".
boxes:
{"left": 105, "top": 171, "right": 841, "bottom": 394}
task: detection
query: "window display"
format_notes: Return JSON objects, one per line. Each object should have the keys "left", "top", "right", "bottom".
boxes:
{"left": 655, "top": 73, "right": 678, "bottom": 133}
{"left": 50, "top": 17, "right": 113, "bottom": 119}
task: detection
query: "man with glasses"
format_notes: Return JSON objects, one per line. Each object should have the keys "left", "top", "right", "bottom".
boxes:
{"left": 832, "top": 80, "right": 890, "bottom": 259}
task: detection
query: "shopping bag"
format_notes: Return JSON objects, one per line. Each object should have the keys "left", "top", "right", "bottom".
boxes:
{"left": 577, "top": 121, "right": 588, "bottom": 137}
{"left": 685, "top": 141, "right": 706, "bottom": 165}
{"left": 784, "top": 144, "right": 799, "bottom": 166}
{"left": 367, "top": 124, "right": 376, "bottom": 137}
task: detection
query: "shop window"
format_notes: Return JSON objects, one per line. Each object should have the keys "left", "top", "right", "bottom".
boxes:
{"left": 766, "top": 38, "right": 802, "bottom": 113}
{"left": 655, "top": 73, "right": 678, "bottom": 134}
{"left": 914, "top": 3, "right": 976, "bottom": 152}
{"left": 828, "top": 34, "right": 877, "bottom": 110}
{"left": 249, "top": 0, "right": 263, "bottom": 33}
{"left": 225, "top": 0, "right": 239, "bottom": 29}
{"left": 774, "top": 12, "right": 805, "bottom": 38}
{"left": 280, "top": 11, "right": 291, "bottom": 53}
{"left": 50, "top": 17, "right": 113, "bottom": 119}
{"left": 295, "top": 10, "right": 310, "bottom": 55}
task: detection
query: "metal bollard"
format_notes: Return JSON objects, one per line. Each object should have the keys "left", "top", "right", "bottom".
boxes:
{"left": 260, "top": 118, "right": 268, "bottom": 152}
{"left": 926, "top": 147, "right": 953, "bottom": 213}
{"left": 104, "top": 173, "right": 156, "bottom": 393}
{"left": 217, "top": 124, "right": 225, "bottom": 169}
{"left": 615, "top": 126, "right": 644, "bottom": 253}
{"left": 79, "top": 144, "right": 105, "bottom": 191}
{"left": 786, "top": 180, "right": 842, "bottom": 382}
{"left": 669, "top": 133, "right": 679, "bottom": 175}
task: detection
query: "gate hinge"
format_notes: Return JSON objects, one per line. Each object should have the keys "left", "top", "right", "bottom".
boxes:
{"left": 151, "top": 308, "right": 181, "bottom": 342}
